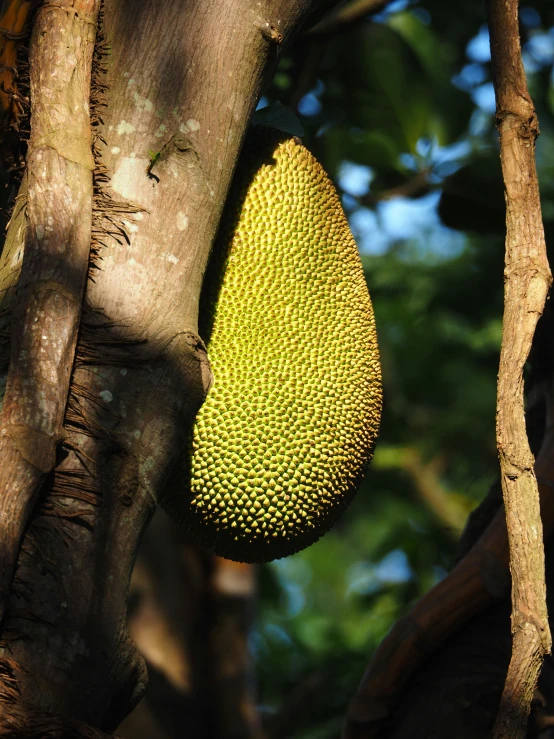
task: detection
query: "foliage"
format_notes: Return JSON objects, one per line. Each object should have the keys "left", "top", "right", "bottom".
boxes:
{"left": 254, "top": 1, "right": 554, "bottom": 736}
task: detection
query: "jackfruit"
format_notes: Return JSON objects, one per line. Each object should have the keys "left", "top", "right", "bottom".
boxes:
{"left": 174, "top": 128, "right": 381, "bottom": 562}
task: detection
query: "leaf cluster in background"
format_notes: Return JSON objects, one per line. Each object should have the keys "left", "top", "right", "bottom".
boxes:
{"left": 253, "top": 1, "right": 554, "bottom": 737}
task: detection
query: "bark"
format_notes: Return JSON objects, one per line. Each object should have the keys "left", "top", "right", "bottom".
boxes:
{"left": 487, "top": 1, "right": 553, "bottom": 735}
{"left": 341, "top": 290, "right": 554, "bottom": 737}
{"left": 118, "top": 511, "right": 263, "bottom": 739}
{"left": 343, "top": 4, "right": 553, "bottom": 737}
{"left": 0, "top": 0, "right": 337, "bottom": 735}
{"left": 0, "top": 0, "right": 100, "bottom": 625}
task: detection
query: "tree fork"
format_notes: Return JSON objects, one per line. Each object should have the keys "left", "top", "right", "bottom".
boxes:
{"left": 0, "top": 0, "right": 338, "bottom": 735}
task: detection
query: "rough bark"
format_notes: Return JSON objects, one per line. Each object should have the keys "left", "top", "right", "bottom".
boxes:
{"left": 0, "top": 0, "right": 100, "bottom": 624}
{"left": 487, "top": 1, "right": 553, "bottom": 736}
{"left": 343, "top": 3, "right": 554, "bottom": 732}
{"left": 341, "top": 291, "right": 554, "bottom": 737}
{"left": 118, "top": 510, "right": 263, "bottom": 739}
{"left": 0, "top": 0, "right": 337, "bottom": 735}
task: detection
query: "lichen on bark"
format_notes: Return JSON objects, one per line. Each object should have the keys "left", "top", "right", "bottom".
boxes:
{"left": 0, "top": 1, "right": 340, "bottom": 735}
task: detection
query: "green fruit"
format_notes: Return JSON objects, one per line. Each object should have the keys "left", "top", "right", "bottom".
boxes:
{"left": 178, "top": 129, "right": 381, "bottom": 562}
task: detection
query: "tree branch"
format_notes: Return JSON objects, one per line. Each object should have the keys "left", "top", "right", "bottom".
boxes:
{"left": 373, "top": 446, "right": 469, "bottom": 537}
{"left": 119, "top": 511, "right": 264, "bottom": 739}
{"left": 486, "top": 1, "right": 553, "bottom": 735}
{"left": 0, "top": 0, "right": 100, "bottom": 624}
{"left": 287, "top": 0, "right": 398, "bottom": 113}
{"left": 397, "top": 448, "right": 468, "bottom": 536}
{"left": 309, "top": 0, "right": 393, "bottom": 36}
{"left": 0, "top": 0, "right": 343, "bottom": 732}
{"left": 360, "top": 169, "right": 435, "bottom": 207}
{"left": 344, "top": 6, "right": 554, "bottom": 732}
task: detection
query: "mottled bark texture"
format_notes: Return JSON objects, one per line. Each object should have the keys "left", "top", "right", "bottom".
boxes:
{"left": 0, "top": 0, "right": 100, "bottom": 624}
{"left": 0, "top": 0, "right": 337, "bottom": 736}
{"left": 487, "top": 0, "right": 553, "bottom": 735}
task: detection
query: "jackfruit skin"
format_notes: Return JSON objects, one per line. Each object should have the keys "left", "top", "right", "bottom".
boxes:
{"left": 175, "top": 128, "right": 382, "bottom": 563}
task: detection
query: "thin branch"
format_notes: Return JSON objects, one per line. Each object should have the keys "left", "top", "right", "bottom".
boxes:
{"left": 287, "top": 0, "right": 399, "bottom": 118}
{"left": 374, "top": 446, "right": 468, "bottom": 536}
{"left": 289, "top": 0, "right": 396, "bottom": 113}
{"left": 309, "top": 0, "right": 393, "bottom": 36}
{"left": 342, "top": 508, "right": 511, "bottom": 738}
{"left": 486, "top": 1, "right": 553, "bottom": 736}
{"left": 360, "top": 169, "right": 436, "bottom": 206}
{"left": 286, "top": 39, "right": 327, "bottom": 112}
{"left": 399, "top": 448, "right": 468, "bottom": 536}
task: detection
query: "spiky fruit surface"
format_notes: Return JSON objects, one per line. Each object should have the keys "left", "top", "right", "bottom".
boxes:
{"left": 179, "top": 129, "right": 381, "bottom": 562}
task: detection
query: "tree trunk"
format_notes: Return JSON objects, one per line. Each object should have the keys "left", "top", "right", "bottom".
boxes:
{"left": 0, "top": 0, "right": 333, "bottom": 734}
{"left": 118, "top": 510, "right": 264, "bottom": 739}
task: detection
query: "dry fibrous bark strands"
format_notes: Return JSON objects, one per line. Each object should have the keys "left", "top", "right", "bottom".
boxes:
{"left": 0, "top": 0, "right": 349, "bottom": 733}
{"left": 0, "top": 707, "right": 117, "bottom": 738}
{"left": 0, "top": 0, "right": 34, "bottom": 122}
{"left": 0, "top": 0, "right": 34, "bottom": 242}
{"left": 0, "top": 0, "right": 101, "bottom": 623}
{"left": 0, "top": 0, "right": 33, "bottom": 326}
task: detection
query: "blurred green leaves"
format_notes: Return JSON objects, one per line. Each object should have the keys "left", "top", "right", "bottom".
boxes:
{"left": 253, "top": 1, "right": 554, "bottom": 737}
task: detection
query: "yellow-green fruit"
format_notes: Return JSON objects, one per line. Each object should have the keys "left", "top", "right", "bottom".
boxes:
{"left": 183, "top": 129, "right": 381, "bottom": 562}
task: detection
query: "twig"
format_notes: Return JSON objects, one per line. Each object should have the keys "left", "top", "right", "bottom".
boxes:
{"left": 360, "top": 169, "right": 435, "bottom": 206}
{"left": 374, "top": 445, "right": 468, "bottom": 536}
{"left": 290, "top": 0, "right": 399, "bottom": 115}
{"left": 486, "top": 1, "right": 553, "bottom": 736}
{"left": 286, "top": 38, "right": 327, "bottom": 112}
{"left": 309, "top": 0, "right": 393, "bottom": 36}
{"left": 398, "top": 448, "right": 468, "bottom": 536}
